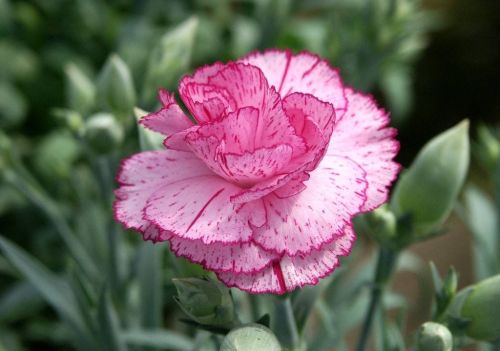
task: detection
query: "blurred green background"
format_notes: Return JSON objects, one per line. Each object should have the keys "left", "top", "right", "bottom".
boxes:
{"left": 0, "top": 0, "right": 499, "bottom": 350}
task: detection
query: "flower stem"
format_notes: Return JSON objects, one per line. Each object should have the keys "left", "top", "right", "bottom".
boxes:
{"left": 273, "top": 296, "right": 301, "bottom": 350}
{"left": 355, "top": 246, "right": 399, "bottom": 351}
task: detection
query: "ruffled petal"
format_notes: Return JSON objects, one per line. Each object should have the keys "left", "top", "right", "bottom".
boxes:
{"left": 217, "top": 226, "right": 355, "bottom": 294}
{"left": 219, "top": 145, "right": 293, "bottom": 186}
{"left": 251, "top": 156, "right": 367, "bottom": 255}
{"left": 240, "top": 50, "right": 347, "bottom": 117}
{"left": 140, "top": 92, "right": 194, "bottom": 136}
{"left": 143, "top": 176, "right": 266, "bottom": 244}
{"left": 167, "top": 234, "right": 278, "bottom": 274}
{"left": 326, "top": 88, "right": 400, "bottom": 211}
{"left": 180, "top": 83, "right": 236, "bottom": 123}
{"left": 282, "top": 92, "right": 336, "bottom": 171}
{"left": 114, "top": 150, "right": 213, "bottom": 234}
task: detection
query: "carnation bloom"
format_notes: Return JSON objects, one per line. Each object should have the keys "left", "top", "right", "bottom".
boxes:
{"left": 114, "top": 50, "right": 400, "bottom": 294}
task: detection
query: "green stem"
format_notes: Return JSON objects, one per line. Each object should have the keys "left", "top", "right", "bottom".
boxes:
{"left": 273, "top": 296, "right": 300, "bottom": 350}
{"left": 355, "top": 246, "right": 399, "bottom": 351}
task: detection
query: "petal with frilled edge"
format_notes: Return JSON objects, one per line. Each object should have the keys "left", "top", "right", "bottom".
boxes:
{"left": 114, "top": 150, "right": 214, "bottom": 233}
{"left": 140, "top": 92, "right": 193, "bottom": 136}
{"left": 326, "top": 88, "right": 400, "bottom": 212}
{"left": 240, "top": 50, "right": 347, "bottom": 117}
{"left": 143, "top": 174, "right": 266, "bottom": 244}
{"left": 217, "top": 225, "right": 355, "bottom": 294}
{"left": 180, "top": 83, "right": 236, "bottom": 123}
{"left": 251, "top": 156, "right": 367, "bottom": 256}
{"left": 167, "top": 233, "right": 278, "bottom": 274}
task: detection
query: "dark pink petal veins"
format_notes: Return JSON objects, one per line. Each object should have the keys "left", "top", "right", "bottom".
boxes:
{"left": 240, "top": 50, "right": 347, "bottom": 117}
{"left": 252, "top": 156, "right": 368, "bottom": 256}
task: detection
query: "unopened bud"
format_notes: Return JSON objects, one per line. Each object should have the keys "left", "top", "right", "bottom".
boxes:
{"left": 84, "top": 113, "right": 124, "bottom": 154}
{"left": 358, "top": 205, "right": 397, "bottom": 244}
{"left": 173, "top": 277, "right": 234, "bottom": 327}
{"left": 460, "top": 274, "right": 500, "bottom": 341}
{"left": 97, "top": 54, "right": 136, "bottom": 119}
{"left": 476, "top": 125, "right": 499, "bottom": 172}
{"left": 64, "top": 63, "right": 95, "bottom": 115}
{"left": 391, "top": 120, "right": 469, "bottom": 237}
{"left": 416, "top": 322, "right": 452, "bottom": 351}
{"left": 220, "top": 324, "right": 282, "bottom": 351}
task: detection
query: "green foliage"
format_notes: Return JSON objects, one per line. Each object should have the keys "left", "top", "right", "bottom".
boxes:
{"left": 0, "top": 1, "right": 497, "bottom": 351}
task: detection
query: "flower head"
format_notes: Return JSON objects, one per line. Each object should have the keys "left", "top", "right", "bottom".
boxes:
{"left": 114, "top": 50, "right": 400, "bottom": 294}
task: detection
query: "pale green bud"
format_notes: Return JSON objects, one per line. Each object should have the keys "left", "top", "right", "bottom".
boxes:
{"left": 391, "top": 120, "right": 470, "bottom": 236}
{"left": 220, "top": 324, "right": 282, "bottom": 351}
{"left": 143, "top": 17, "right": 198, "bottom": 104}
{"left": 64, "top": 63, "right": 95, "bottom": 115}
{"left": 416, "top": 322, "right": 452, "bottom": 351}
{"left": 476, "top": 125, "right": 499, "bottom": 172}
{"left": 357, "top": 205, "right": 397, "bottom": 244}
{"left": 460, "top": 274, "right": 500, "bottom": 341}
{"left": 97, "top": 54, "right": 136, "bottom": 119}
{"left": 84, "top": 113, "right": 124, "bottom": 154}
{"left": 172, "top": 277, "right": 234, "bottom": 327}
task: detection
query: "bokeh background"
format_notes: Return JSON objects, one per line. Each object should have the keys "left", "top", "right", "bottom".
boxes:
{"left": 0, "top": 0, "right": 499, "bottom": 350}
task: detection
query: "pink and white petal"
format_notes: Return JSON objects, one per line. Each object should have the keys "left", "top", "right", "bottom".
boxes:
{"left": 191, "top": 107, "right": 260, "bottom": 154}
{"left": 114, "top": 150, "right": 212, "bottom": 233}
{"left": 282, "top": 93, "right": 335, "bottom": 138}
{"left": 326, "top": 88, "right": 400, "bottom": 212}
{"left": 180, "top": 83, "right": 236, "bottom": 123}
{"left": 179, "top": 62, "right": 225, "bottom": 87}
{"left": 219, "top": 145, "right": 293, "bottom": 185}
{"left": 167, "top": 234, "right": 278, "bottom": 274}
{"left": 140, "top": 104, "right": 193, "bottom": 136}
{"left": 164, "top": 130, "right": 191, "bottom": 151}
{"left": 241, "top": 50, "right": 347, "bottom": 117}
{"left": 159, "top": 88, "right": 176, "bottom": 106}
{"left": 184, "top": 132, "right": 230, "bottom": 179}
{"left": 218, "top": 226, "right": 355, "bottom": 294}
{"left": 143, "top": 177, "right": 266, "bottom": 244}
{"left": 273, "top": 172, "right": 309, "bottom": 199}
{"left": 251, "top": 156, "right": 367, "bottom": 255}
{"left": 207, "top": 63, "right": 270, "bottom": 110}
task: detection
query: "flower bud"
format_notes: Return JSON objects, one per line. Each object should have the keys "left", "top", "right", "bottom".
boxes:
{"left": 172, "top": 277, "right": 234, "bottom": 327}
{"left": 357, "top": 205, "right": 397, "bottom": 244}
{"left": 220, "top": 324, "right": 282, "bottom": 351}
{"left": 83, "top": 113, "right": 124, "bottom": 154}
{"left": 476, "top": 125, "right": 499, "bottom": 172}
{"left": 416, "top": 322, "right": 453, "bottom": 351}
{"left": 391, "top": 120, "right": 470, "bottom": 236}
{"left": 460, "top": 274, "right": 500, "bottom": 341}
{"left": 97, "top": 54, "right": 136, "bottom": 119}
{"left": 143, "top": 17, "right": 198, "bottom": 104}
{"left": 64, "top": 63, "right": 95, "bottom": 115}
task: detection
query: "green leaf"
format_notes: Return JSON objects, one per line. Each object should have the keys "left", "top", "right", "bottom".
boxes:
{"left": 0, "top": 236, "right": 96, "bottom": 350}
{"left": 462, "top": 186, "right": 498, "bottom": 279}
{"left": 0, "top": 281, "right": 44, "bottom": 323}
{"left": 142, "top": 17, "right": 198, "bottom": 105}
{"left": 121, "top": 330, "right": 193, "bottom": 351}
{"left": 0, "top": 236, "right": 82, "bottom": 326}
{"left": 391, "top": 120, "right": 470, "bottom": 236}
{"left": 98, "top": 290, "right": 128, "bottom": 351}
{"left": 138, "top": 243, "right": 163, "bottom": 329}
{"left": 292, "top": 276, "right": 332, "bottom": 333}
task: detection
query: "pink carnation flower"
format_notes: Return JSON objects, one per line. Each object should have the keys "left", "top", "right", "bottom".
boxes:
{"left": 114, "top": 50, "right": 400, "bottom": 294}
